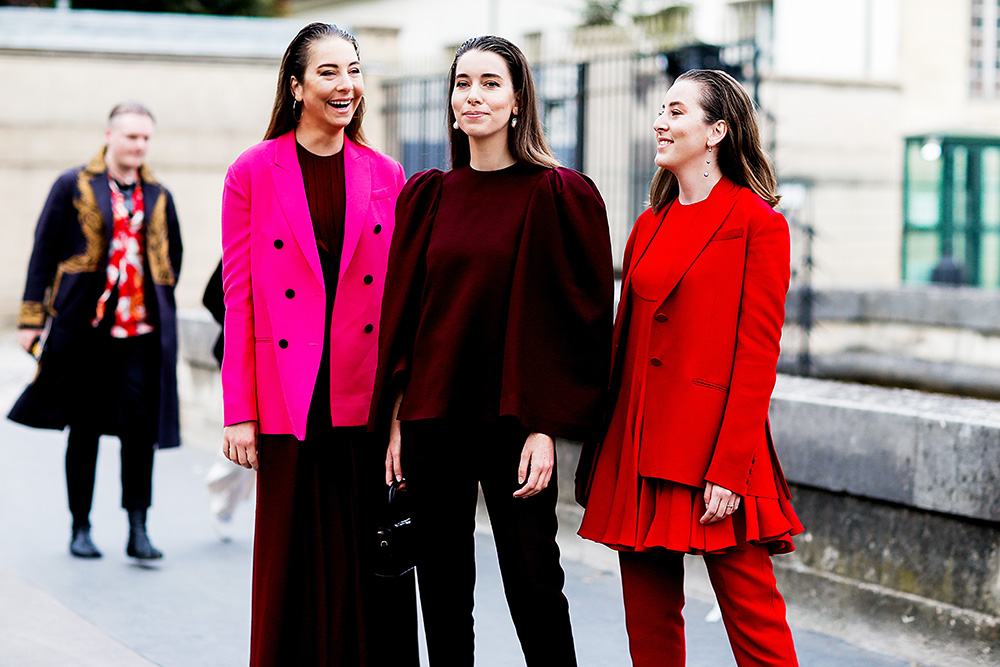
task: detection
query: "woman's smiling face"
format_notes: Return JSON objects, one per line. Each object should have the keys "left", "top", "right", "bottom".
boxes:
{"left": 292, "top": 36, "right": 365, "bottom": 136}
{"left": 653, "top": 78, "right": 713, "bottom": 174}
{"left": 451, "top": 49, "right": 518, "bottom": 144}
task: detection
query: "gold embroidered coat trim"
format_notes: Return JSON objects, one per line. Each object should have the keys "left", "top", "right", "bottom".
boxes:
{"left": 19, "top": 148, "right": 177, "bottom": 328}
{"left": 18, "top": 302, "right": 46, "bottom": 328}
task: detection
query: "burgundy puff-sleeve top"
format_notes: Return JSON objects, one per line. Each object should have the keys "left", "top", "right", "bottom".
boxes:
{"left": 377, "top": 162, "right": 615, "bottom": 441}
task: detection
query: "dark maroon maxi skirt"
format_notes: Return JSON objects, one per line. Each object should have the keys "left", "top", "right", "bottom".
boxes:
{"left": 249, "top": 427, "right": 419, "bottom": 667}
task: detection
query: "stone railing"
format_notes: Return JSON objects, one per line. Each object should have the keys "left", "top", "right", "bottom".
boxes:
{"left": 782, "top": 285, "right": 1000, "bottom": 398}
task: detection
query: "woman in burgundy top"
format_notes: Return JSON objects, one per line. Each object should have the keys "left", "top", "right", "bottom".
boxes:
{"left": 372, "top": 36, "right": 614, "bottom": 666}
{"left": 220, "top": 24, "right": 417, "bottom": 667}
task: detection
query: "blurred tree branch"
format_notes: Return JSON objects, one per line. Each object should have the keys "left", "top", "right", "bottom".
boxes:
{"left": 582, "top": 0, "right": 622, "bottom": 26}
{"left": 0, "top": 0, "right": 285, "bottom": 16}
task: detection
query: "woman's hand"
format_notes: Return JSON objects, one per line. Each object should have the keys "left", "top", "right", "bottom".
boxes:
{"left": 700, "top": 481, "right": 741, "bottom": 524}
{"left": 223, "top": 420, "right": 259, "bottom": 470}
{"left": 513, "top": 432, "right": 555, "bottom": 499}
{"left": 385, "top": 390, "right": 405, "bottom": 485}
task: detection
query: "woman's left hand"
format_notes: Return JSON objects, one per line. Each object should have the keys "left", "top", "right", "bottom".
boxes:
{"left": 700, "top": 482, "right": 741, "bottom": 524}
{"left": 513, "top": 432, "right": 555, "bottom": 499}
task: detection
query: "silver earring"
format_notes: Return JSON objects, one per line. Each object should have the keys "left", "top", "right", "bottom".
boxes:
{"left": 708, "top": 146, "right": 712, "bottom": 152}
{"left": 292, "top": 100, "right": 302, "bottom": 122}
{"left": 453, "top": 120, "right": 459, "bottom": 130}
{"left": 511, "top": 116, "right": 517, "bottom": 128}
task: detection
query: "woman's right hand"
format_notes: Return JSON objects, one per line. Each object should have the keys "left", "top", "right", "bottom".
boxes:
{"left": 223, "top": 420, "right": 259, "bottom": 470}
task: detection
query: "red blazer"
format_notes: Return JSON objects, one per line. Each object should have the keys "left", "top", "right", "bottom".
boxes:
{"left": 221, "top": 132, "right": 404, "bottom": 436}
{"left": 611, "top": 179, "right": 790, "bottom": 498}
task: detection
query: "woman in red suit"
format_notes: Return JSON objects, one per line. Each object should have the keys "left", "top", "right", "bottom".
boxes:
{"left": 220, "top": 23, "right": 417, "bottom": 667}
{"left": 578, "top": 69, "right": 804, "bottom": 666}
{"left": 372, "top": 36, "right": 613, "bottom": 666}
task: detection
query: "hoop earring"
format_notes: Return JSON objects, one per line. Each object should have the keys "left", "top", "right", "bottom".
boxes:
{"left": 292, "top": 99, "right": 302, "bottom": 122}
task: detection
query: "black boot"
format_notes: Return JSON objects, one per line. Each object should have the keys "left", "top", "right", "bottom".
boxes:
{"left": 70, "top": 527, "right": 102, "bottom": 559}
{"left": 126, "top": 509, "right": 163, "bottom": 560}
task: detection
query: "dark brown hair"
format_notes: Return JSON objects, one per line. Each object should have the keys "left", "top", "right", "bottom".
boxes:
{"left": 649, "top": 69, "right": 778, "bottom": 212}
{"left": 447, "top": 35, "right": 559, "bottom": 170}
{"left": 263, "top": 22, "right": 368, "bottom": 146}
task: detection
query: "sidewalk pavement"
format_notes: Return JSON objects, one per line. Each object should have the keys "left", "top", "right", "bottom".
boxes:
{"left": 0, "top": 331, "right": 917, "bottom": 666}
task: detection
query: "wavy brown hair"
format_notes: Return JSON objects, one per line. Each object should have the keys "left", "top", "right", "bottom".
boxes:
{"left": 650, "top": 69, "right": 777, "bottom": 212}
{"left": 447, "top": 35, "right": 559, "bottom": 170}
{"left": 263, "top": 22, "right": 368, "bottom": 146}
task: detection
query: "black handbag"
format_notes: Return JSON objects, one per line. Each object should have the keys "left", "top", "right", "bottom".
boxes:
{"left": 372, "top": 478, "right": 415, "bottom": 578}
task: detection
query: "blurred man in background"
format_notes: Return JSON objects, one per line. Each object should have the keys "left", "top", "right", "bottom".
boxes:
{"left": 9, "top": 101, "right": 182, "bottom": 561}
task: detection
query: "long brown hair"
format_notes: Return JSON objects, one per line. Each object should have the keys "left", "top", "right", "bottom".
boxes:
{"left": 447, "top": 35, "right": 559, "bottom": 170}
{"left": 649, "top": 69, "right": 777, "bottom": 212}
{"left": 263, "top": 22, "right": 368, "bottom": 146}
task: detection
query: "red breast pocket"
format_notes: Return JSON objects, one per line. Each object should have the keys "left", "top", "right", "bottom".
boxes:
{"left": 710, "top": 227, "right": 745, "bottom": 242}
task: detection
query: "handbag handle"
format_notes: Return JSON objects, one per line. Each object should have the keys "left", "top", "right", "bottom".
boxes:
{"left": 387, "top": 478, "right": 406, "bottom": 504}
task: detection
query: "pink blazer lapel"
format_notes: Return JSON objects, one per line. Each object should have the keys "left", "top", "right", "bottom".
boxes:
{"left": 340, "top": 136, "right": 371, "bottom": 281}
{"left": 272, "top": 132, "right": 323, "bottom": 286}
{"left": 656, "top": 178, "right": 740, "bottom": 303}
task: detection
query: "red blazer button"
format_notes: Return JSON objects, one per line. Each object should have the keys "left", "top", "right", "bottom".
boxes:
{"left": 650, "top": 357, "right": 662, "bottom": 366}
{"left": 654, "top": 313, "right": 668, "bottom": 322}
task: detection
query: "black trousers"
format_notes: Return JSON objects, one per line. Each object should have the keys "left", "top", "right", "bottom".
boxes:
{"left": 401, "top": 418, "right": 577, "bottom": 667}
{"left": 67, "top": 333, "right": 159, "bottom": 529}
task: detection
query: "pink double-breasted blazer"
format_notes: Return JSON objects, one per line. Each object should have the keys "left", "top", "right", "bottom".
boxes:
{"left": 220, "top": 131, "right": 404, "bottom": 437}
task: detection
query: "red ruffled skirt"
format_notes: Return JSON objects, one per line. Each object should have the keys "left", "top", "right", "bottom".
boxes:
{"left": 578, "top": 293, "right": 803, "bottom": 556}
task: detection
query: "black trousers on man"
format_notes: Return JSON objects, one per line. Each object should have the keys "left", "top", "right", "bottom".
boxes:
{"left": 67, "top": 331, "right": 159, "bottom": 530}
{"left": 401, "top": 418, "right": 578, "bottom": 667}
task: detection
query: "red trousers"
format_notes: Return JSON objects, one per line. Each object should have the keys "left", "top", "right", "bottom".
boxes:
{"left": 619, "top": 546, "right": 798, "bottom": 667}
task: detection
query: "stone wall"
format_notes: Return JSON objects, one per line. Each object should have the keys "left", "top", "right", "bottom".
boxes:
{"left": 783, "top": 285, "right": 1000, "bottom": 397}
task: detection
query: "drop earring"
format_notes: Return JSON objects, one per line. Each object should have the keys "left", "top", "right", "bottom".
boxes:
{"left": 704, "top": 146, "right": 712, "bottom": 177}
{"left": 453, "top": 120, "right": 459, "bottom": 130}
{"left": 511, "top": 115, "right": 517, "bottom": 128}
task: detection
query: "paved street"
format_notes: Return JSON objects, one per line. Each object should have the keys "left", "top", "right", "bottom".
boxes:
{"left": 0, "top": 333, "right": 916, "bottom": 666}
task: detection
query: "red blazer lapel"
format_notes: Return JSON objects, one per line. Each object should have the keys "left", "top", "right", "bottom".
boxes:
{"left": 340, "top": 136, "right": 370, "bottom": 281}
{"left": 272, "top": 131, "right": 323, "bottom": 286}
{"left": 656, "top": 178, "right": 740, "bottom": 306}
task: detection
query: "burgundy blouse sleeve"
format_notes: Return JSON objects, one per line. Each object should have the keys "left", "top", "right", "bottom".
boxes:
{"left": 368, "top": 169, "right": 443, "bottom": 432}
{"left": 500, "top": 168, "right": 615, "bottom": 441}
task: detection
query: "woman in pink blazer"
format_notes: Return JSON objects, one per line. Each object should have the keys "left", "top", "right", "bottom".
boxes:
{"left": 220, "top": 23, "right": 418, "bottom": 667}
